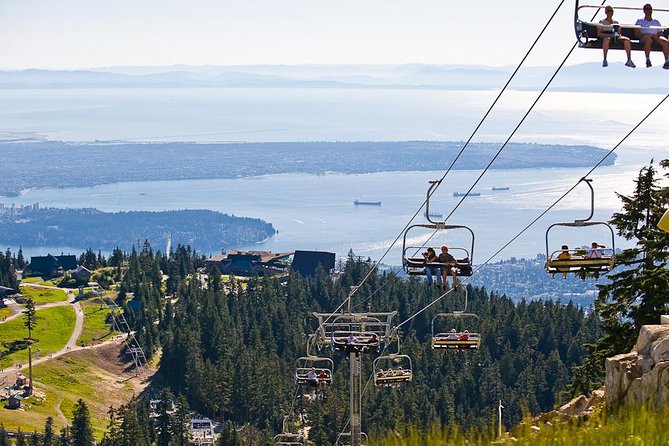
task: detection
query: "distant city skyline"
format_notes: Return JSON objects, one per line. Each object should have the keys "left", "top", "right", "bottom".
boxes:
{"left": 0, "top": 0, "right": 626, "bottom": 70}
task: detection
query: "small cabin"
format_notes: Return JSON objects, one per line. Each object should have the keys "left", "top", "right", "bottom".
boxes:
{"left": 15, "top": 374, "right": 28, "bottom": 387}
{"left": 8, "top": 394, "right": 23, "bottom": 410}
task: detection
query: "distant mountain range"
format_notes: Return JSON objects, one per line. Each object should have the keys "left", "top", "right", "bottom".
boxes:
{"left": 0, "top": 63, "right": 665, "bottom": 93}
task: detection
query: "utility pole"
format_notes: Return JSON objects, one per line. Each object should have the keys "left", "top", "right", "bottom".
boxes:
{"left": 498, "top": 400, "right": 504, "bottom": 438}
{"left": 26, "top": 345, "right": 33, "bottom": 396}
{"left": 349, "top": 351, "right": 362, "bottom": 446}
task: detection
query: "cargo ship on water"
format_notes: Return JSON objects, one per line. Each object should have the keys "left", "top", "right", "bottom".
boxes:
{"left": 492, "top": 186, "right": 510, "bottom": 191}
{"left": 354, "top": 200, "right": 382, "bottom": 206}
{"left": 453, "top": 192, "right": 481, "bottom": 197}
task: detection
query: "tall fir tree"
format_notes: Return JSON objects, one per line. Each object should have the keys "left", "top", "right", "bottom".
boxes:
{"left": 43, "top": 416, "right": 55, "bottom": 446}
{"left": 572, "top": 160, "right": 669, "bottom": 394}
{"left": 70, "top": 400, "right": 94, "bottom": 446}
{"left": 0, "top": 425, "right": 8, "bottom": 446}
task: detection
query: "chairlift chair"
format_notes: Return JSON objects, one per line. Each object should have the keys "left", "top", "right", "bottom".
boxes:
{"left": 373, "top": 354, "right": 413, "bottom": 387}
{"left": 312, "top": 311, "right": 396, "bottom": 348}
{"left": 273, "top": 433, "right": 304, "bottom": 446}
{"left": 294, "top": 356, "right": 334, "bottom": 387}
{"left": 403, "top": 180, "right": 475, "bottom": 278}
{"left": 545, "top": 179, "right": 615, "bottom": 279}
{"left": 331, "top": 330, "right": 380, "bottom": 354}
{"left": 575, "top": 2, "right": 669, "bottom": 51}
{"left": 335, "top": 432, "right": 369, "bottom": 446}
{"left": 431, "top": 311, "right": 481, "bottom": 350}
{"left": 275, "top": 416, "right": 305, "bottom": 446}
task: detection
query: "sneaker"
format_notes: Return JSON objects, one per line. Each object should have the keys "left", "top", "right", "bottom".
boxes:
{"left": 625, "top": 60, "right": 636, "bottom": 68}
{"left": 663, "top": 60, "right": 669, "bottom": 70}
{"left": 646, "top": 59, "right": 652, "bottom": 68}
{"left": 602, "top": 60, "right": 608, "bottom": 67}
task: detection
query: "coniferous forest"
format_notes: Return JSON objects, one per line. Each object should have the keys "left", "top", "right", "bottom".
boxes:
{"left": 2, "top": 161, "right": 665, "bottom": 445}
{"left": 106, "top": 243, "right": 601, "bottom": 444}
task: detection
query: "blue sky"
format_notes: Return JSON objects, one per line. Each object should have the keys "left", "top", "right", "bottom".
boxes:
{"left": 0, "top": 0, "right": 625, "bottom": 69}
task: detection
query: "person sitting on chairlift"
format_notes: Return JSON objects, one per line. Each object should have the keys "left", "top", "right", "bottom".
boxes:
{"left": 306, "top": 367, "right": 319, "bottom": 387}
{"left": 317, "top": 369, "right": 329, "bottom": 389}
{"left": 598, "top": 5, "right": 636, "bottom": 67}
{"left": 422, "top": 247, "right": 442, "bottom": 287}
{"left": 439, "top": 246, "right": 459, "bottom": 291}
{"left": 586, "top": 241, "right": 605, "bottom": 258}
{"left": 635, "top": 3, "right": 669, "bottom": 69}
{"left": 557, "top": 245, "right": 571, "bottom": 279}
{"left": 458, "top": 330, "right": 470, "bottom": 341}
{"left": 447, "top": 328, "right": 458, "bottom": 340}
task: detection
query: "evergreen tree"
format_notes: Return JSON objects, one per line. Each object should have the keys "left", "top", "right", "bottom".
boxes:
{"left": 17, "top": 247, "right": 27, "bottom": 270}
{"left": 155, "top": 388, "right": 174, "bottom": 446}
{"left": 173, "top": 395, "right": 191, "bottom": 446}
{"left": 29, "top": 432, "right": 40, "bottom": 446}
{"left": 24, "top": 298, "right": 37, "bottom": 340}
{"left": 16, "top": 429, "right": 27, "bottom": 446}
{"left": 0, "top": 425, "right": 9, "bottom": 446}
{"left": 43, "top": 416, "right": 55, "bottom": 446}
{"left": 572, "top": 160, "right": 669, "bottom": 394}
{"left": 57, "top": 427, "right": 71, "bottom": 446}
{"left": 70, "top": 400, "right": 94, "bottom": 446}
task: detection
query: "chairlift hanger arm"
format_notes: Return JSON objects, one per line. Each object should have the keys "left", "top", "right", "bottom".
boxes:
{"left": 545, "top": 220, "right": 615, "bottom": 259}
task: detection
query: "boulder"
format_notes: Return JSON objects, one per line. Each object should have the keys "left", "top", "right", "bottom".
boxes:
{"left": 605, "top": 324, "right": 669, "bottom": 407}
{"left": 651, "top": 337, "right": 669, "bottom": 364}
{"left": 632, "top": 325, "right": 669, "bottom": 354}
{"left": 559, "top": 395, "right": 589, "bottom": 417}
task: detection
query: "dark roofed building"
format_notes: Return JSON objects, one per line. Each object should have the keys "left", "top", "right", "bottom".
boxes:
{"left": 291, "top": 250, "right": 335, "bottom": 277}
{"left": 0, "top": 286, "right": 16, "bottom": 299}
{"left": 205, "top": 250, "right": 293, "bottom": 277}
{"left": 27, "top": 254, "right": 78, "bottom": 277}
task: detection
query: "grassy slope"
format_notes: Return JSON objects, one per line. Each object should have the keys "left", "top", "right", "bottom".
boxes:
{"left": 373, "top": 404, "right": 669, "bottom": 445}
{"left": 77, "top": 299, "right": 119, "bottom": 347}
{"left": 0, "top": 305, "right": 75, "bottom": 368}
{"left": 0, "top": 346, "right": 146, "bottom": 439}
{"left": 19, "top": 286, "right": 69, "bottom": 305}
{"left": 0, "top": 307, "right": 14, "bottom": 319}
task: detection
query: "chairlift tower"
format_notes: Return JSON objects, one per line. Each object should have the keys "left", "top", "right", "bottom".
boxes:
{"left": 99, "top": 296, "right": 148, "bottom": 378}
{"left": 312, "top": 289, "right": 398, "bottom": 446}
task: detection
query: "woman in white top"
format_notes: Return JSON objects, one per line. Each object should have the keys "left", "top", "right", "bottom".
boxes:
{"left": 598, "top": 5, "right": 635, "bottom": 67}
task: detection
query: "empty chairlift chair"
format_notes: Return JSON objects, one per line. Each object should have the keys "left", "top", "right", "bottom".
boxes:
{"left": 273, "top": 433, "right": 305, "bottom": 446}
{"left": 336, "top": 432, "right": 369, "bottom": 446}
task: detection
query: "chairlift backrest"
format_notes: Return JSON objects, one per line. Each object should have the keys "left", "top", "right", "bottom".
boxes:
{"left": 373, "top": 354, "right": 413, "bottom": 386}
{"left": 312, "top": 311, "right": 397, "bottom": 346}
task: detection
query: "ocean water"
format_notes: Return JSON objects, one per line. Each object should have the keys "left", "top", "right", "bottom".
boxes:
{"left": 0, "top": 87, "right": 666, "bottom": 263}
{"left": 2, "top": 153, "right": 661, "bottom": 264}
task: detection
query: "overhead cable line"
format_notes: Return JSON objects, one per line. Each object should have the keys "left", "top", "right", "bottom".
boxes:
{"left": 327, "top": 0, "right": 569, "bottom": 317}
{"left": 394, "top": 92, "right": 669, "bottom": 331}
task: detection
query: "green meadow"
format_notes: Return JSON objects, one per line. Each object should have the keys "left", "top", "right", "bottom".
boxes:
{"left": 0, "top": 305, "right": 75, "bottom": 368}
{"left": 19, "top": 285, "right": 69, "bottom": 305}
{"left": 77, "top": 298, "right": 119, "bottom": 346}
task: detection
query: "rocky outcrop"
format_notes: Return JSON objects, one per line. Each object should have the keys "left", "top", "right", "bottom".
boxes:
{"left": 604, "top": 323, "right": 669, "bottom": 407}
